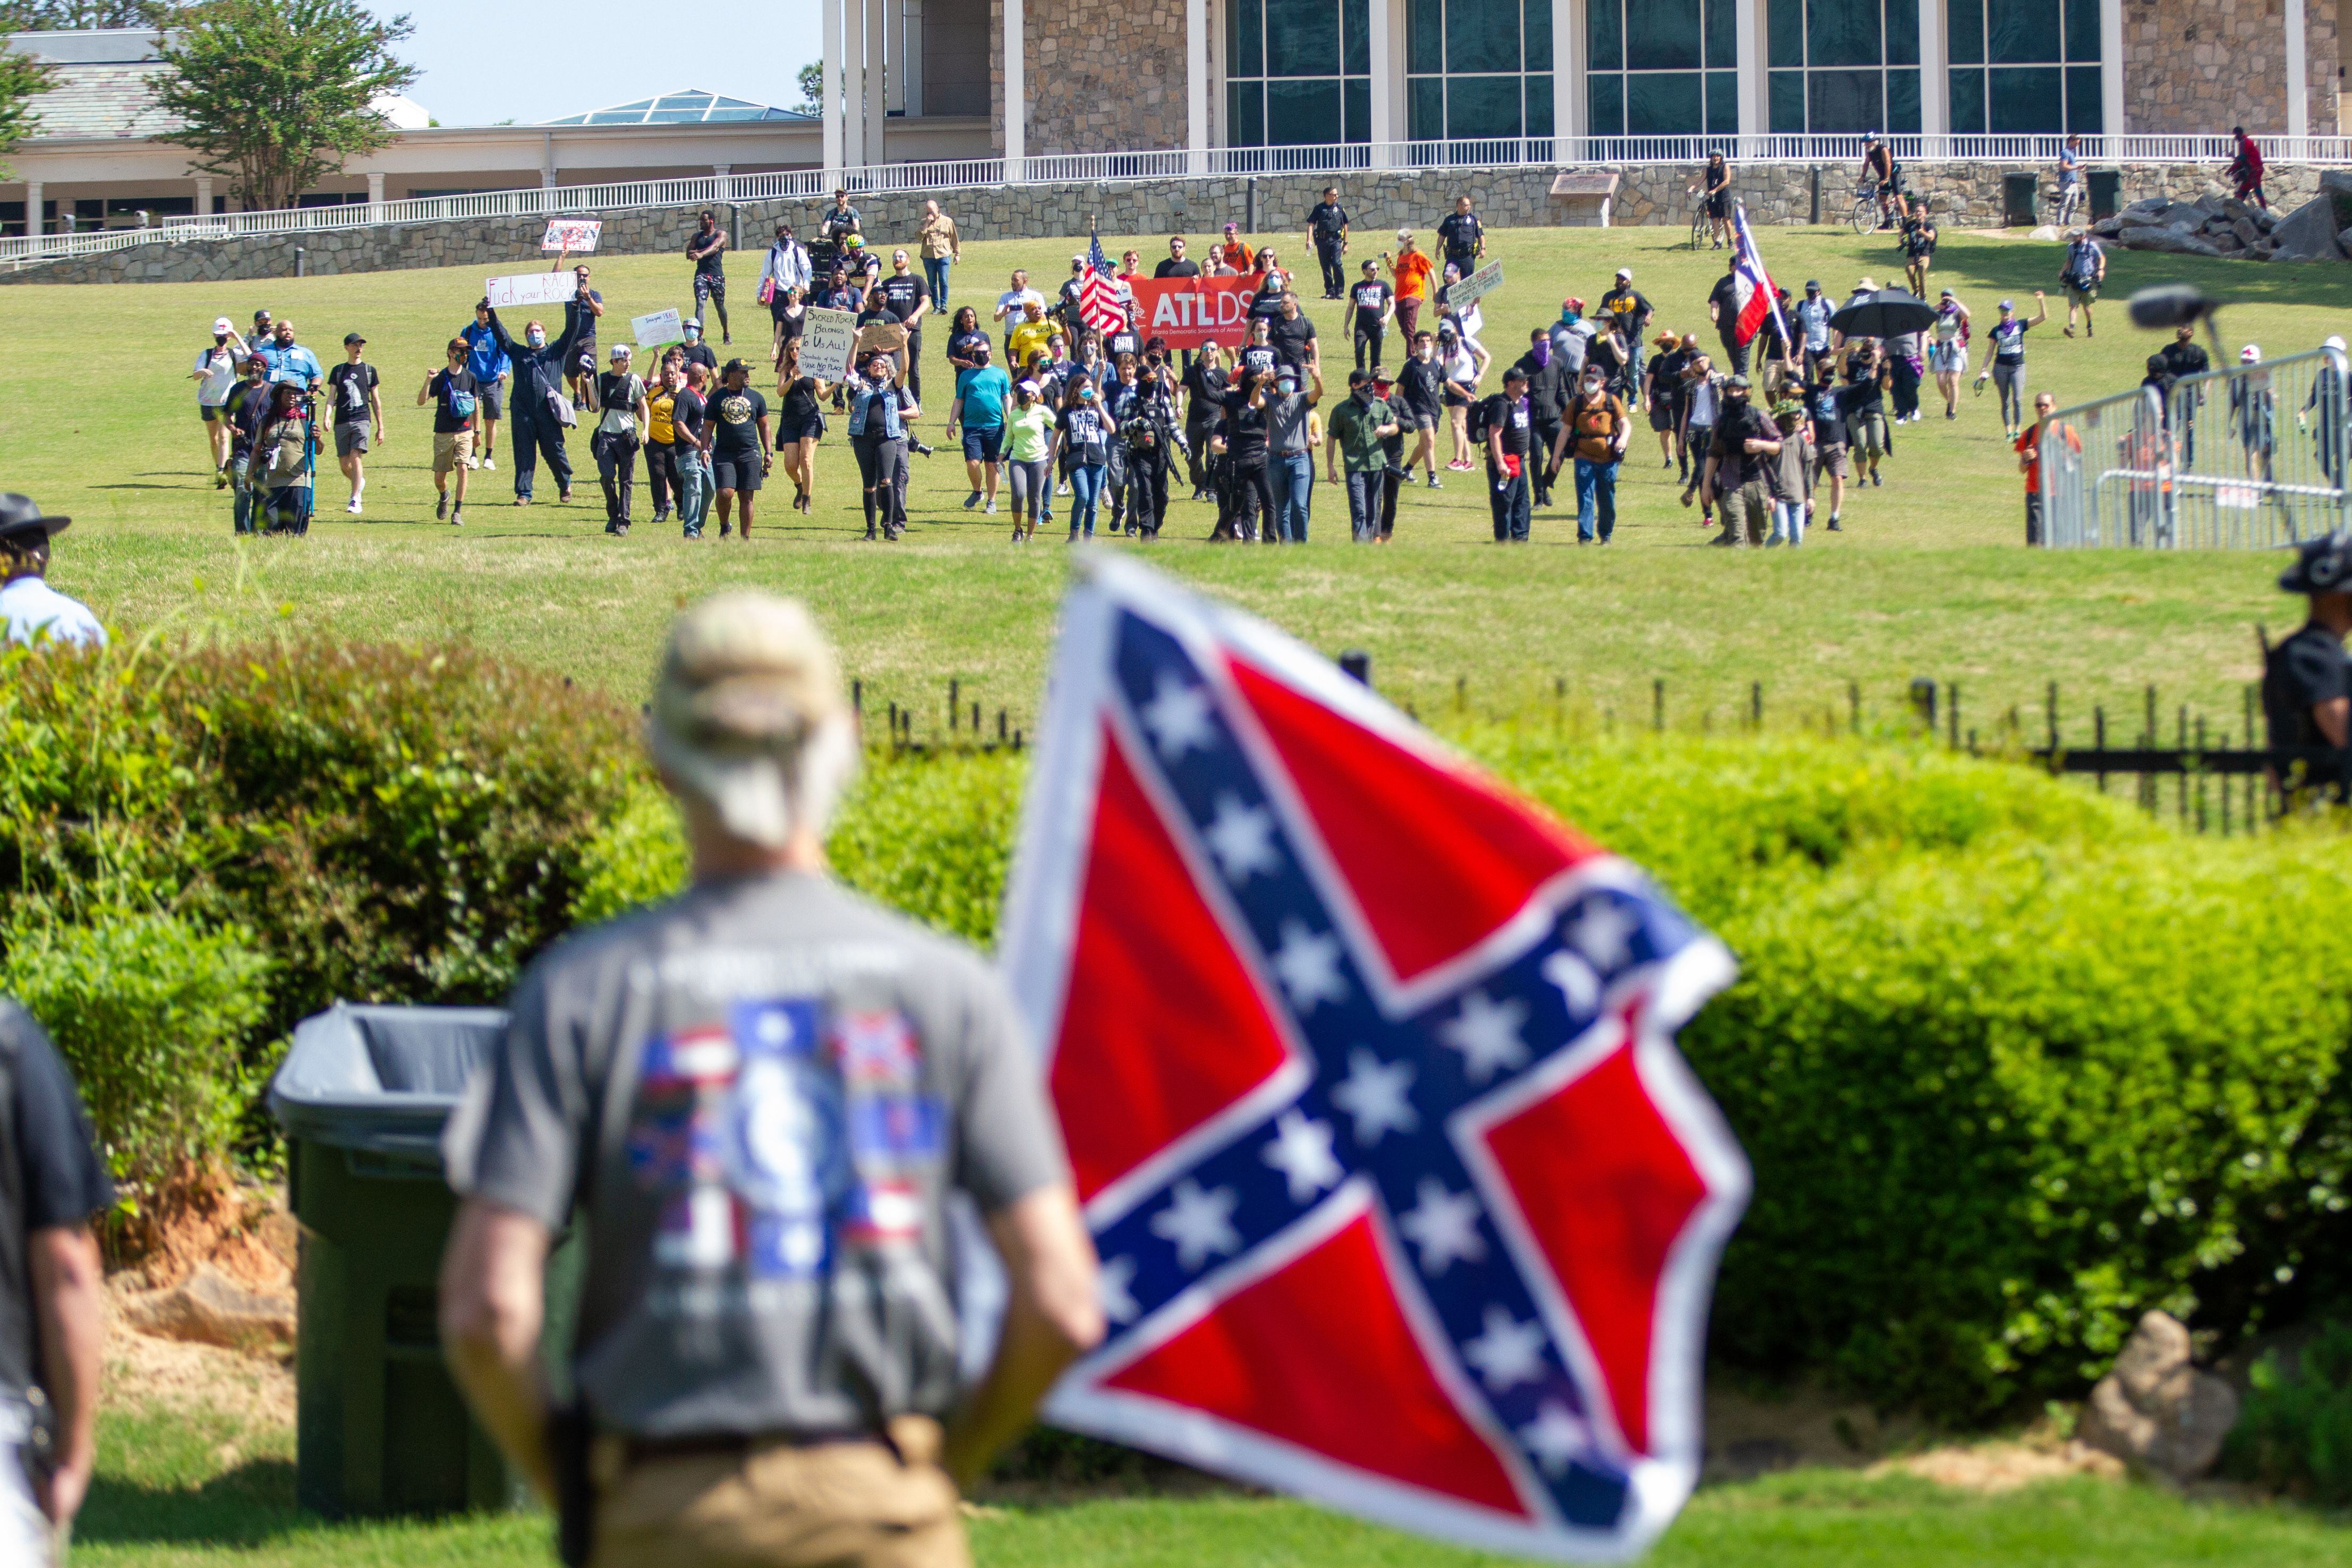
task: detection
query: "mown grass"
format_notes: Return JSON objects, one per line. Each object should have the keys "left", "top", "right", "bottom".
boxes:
{"left": 6, "top": 221, "right": 2347, "bottom": 735}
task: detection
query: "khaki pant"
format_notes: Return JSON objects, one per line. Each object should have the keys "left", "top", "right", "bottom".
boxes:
{"left": 1719, "top": 479, "right": 1774, "bottom": 547}
{"left": 591, "top": 1418, "right": 967, "bottom": 1568}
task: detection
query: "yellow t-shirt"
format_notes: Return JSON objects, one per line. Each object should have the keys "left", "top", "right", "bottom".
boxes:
{"left": 1009, "top": 320, "right": 1054, "bottom": 371}
{"left": 648, "top": 390, "right": 677, "bottom": 445}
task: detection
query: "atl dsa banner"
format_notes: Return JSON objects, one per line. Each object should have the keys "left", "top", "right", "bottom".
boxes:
{"left": 1128, "top": 273, "right": 1266, "bottom": 350}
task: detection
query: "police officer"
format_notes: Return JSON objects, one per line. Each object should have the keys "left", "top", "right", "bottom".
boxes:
{"left": 0, "top": 999, "right": 114, "bottom": 1566}
{"left": 0, "top": 498, "right": 103, "bottom": 650}
{"left": 2263, "top": 533, "right": 2352, "bottom": 802}
{"left": 440, "top": 592, "right": 1103, "bottom": 1568}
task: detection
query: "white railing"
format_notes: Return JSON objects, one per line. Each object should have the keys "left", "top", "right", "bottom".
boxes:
{"left": 7, "top": 131, "right": 2351, "bottom": 270}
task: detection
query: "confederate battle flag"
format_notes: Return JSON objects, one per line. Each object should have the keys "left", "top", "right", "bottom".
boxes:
{"left": 999, "top": 557, "right": 1750, "bottom": 1561}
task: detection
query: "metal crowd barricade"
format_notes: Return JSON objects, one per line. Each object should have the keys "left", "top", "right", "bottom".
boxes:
{"left": 2039, "top": 345, "right": 2352, "bottom": 549}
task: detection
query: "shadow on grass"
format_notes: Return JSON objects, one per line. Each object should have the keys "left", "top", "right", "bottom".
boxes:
{"left": 76, "top": 1453, "right": 306, "bottom": 1547}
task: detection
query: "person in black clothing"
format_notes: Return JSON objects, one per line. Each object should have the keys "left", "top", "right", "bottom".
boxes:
{"left": 560, "top": 262, "right": 606, "bottom": 411}
{"left": 1369, "top": 368, "right": 1407, "bottom": 537}
{"left": 1479, "top": 364, "right": 1535, "bottom": 542}
{"left": 0, "top": 999, "right": 112, "bottom": 1565}
{"left": 706, "top": 358, "right": 772, "bottom": 540}
{"left": 1155, "top": 236, "right": 1200, "bottom": 279}
{"left": 881, "top": 250, "right": 930, "bottom": 397}
{"left": 678, "top": 317, "right": 720, "bottom": 379}
{"left": 2160, "top": 322, "right": 2213, "bottom": 464}
{"left": 1436, "top": 195, "right": 1484, "bottom": 277}
{"left": 2264, "top": 533, "right": 2352, "bottom": 802}
{"left": 1397, "top": 331, "right": 1445, "bottom": 485}
{"left": 1307, "top": 186, "right": 1349, "bottom": 299}
{"left": 589, "top": 343, "right": 650, "bottom": 535}
{"left": 484, "top": 305, "right": 585, "bottom": 504}
{"left": 224, "top": 355, "right": 274, "bottom": 534}
{"left": 947, "top": 307, "right": 991, "bottom": 372}
{"left": 686, "top": 209, "right": 731, "bottom": 345}
{"left": 1348, "top": 260, "right": 1394, "bottom": 370}
{"left": 820, "top": 188, "right": 862, "bottom": 244}
{"left": 1269, "top": 292, "right": 1318, "bottom": 373}
{"left": 1182, "top": 340, "right": 1229, "bottom": 500}
{"left": 1206, "top": 368, "right": 1276, "bottom": 542}
{"left": 1515, "top": 327, "right": 1572, "bottom": 508}
{"left": 1837, "top": 340, "right": 1892, "bottom": 489}
{"left": 1706, "top": 267, "right": 1750, "bottom": 374}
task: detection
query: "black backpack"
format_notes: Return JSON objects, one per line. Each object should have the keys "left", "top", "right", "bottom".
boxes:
{"left": 1465, "top": 394, "right": 1494, "bottom": 447}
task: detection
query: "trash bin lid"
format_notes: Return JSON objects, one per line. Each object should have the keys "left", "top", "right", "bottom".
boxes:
{"left": 268, "top": 1001, "right": 510, "bottom": 1160}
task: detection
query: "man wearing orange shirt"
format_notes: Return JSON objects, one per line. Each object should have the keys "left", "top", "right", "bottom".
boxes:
{"left": 2015, "top": 389, "right": 2077, "bottom": 546}
{"left": 1212, "top": 221, "right": 1255, "bottom": 274}
{"left": 1388, "top": 230, "right": 1436, "bottom": 342}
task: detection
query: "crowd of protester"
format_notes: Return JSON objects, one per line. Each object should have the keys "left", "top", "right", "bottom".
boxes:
{"left": 188, "top": 171, "right": 2177, "bottom": 549}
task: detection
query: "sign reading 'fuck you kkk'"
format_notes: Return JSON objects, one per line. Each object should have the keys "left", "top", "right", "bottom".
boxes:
{"left": 1128, "top": 274, "right": 1266, "bottom": 350}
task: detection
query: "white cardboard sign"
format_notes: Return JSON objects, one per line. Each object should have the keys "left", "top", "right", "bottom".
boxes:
{"left": 633, "top": 308, "right": 685, "bottom": 348}
{"left": 798, "top": 307, "right": 859, "bottom": 381}
{"left": 542, "top": 218, "right": 603, "bottom": 253}
{"left": 1448, "top": 259, "right": 1505, "bottom": 308}
{"left": 484, "top": 271, "right": 579, "bottom": 311}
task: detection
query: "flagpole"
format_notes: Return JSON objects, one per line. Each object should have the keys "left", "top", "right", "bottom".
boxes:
{"left": 1734, "top": 201, "right": 1793, "bottom": 367}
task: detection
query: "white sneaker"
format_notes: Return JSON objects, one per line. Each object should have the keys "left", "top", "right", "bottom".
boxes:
{"left": 1056, "top": 481, "right": 1071, "bottom": 496}
{"left": 346, "top": 499, "right": 362, "bottom": 514}
{"left": 985, "top": 499, "right": 997, "bottom": 515}
{"left": 466, "top": 455, "right": 480, "bottom": 469}
{"left": 483, "top": 456, "right": 497, "bottom": 470}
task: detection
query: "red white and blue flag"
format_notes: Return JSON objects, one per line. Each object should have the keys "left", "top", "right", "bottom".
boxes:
{"left": 1000, "top": 557, "right": 1749, "bottom": 1562}
{"left": 1729, "top": 202, "right": 1788, "bottom": 351}
{"left": 1078, "top": 227, "right": 1129, "bottom": 335}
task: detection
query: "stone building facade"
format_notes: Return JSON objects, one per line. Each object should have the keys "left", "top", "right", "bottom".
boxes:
{"left": 993, "top": 0, "right": 1192, "bottom": 154}
{"left": 2124, "top": 0, "right": 2341, "bottom": 136}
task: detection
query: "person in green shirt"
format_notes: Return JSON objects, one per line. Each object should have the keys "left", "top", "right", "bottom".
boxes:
{"left": 1002, "top": 380, "right": 1058, "bottom": 545}
{"left": 1325, "top": 368, "right": 1401, "bottom": 543}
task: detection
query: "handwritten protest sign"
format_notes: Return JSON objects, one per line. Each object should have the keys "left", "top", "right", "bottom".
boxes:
{"left": 542, "top": 218, "right": 603, "bottom": 253}
{"left": 1127, "top": 274, "right": 1265, "bottom": 351}
{"left": 633, "top": 308, "right": 685, "bottom": 349}
{"left": 483, "top": 271, "right": 578, "bottom": 311}
{"left": 1448, "top": 259, "right": 1504, "bottom": 308}
{"left": 798, "top": 308, "right": 859, "bottom": 380}
{"left": 854, "top": 320, "right": 909, "bottom": 357}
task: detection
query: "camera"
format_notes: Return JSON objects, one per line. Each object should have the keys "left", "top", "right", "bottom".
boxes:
{"left": 910, "top": 441, "right": 935, "bottom": 457}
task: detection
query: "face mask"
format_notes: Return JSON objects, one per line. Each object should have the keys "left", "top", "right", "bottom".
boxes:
{"left": 1584, "top": 378, "right": 1605, "bottom": 395}
{"left": 1530, "top": 341, "right": 1550, "bottom": 367}
{"left": 685, "top": 328, "right": 700, "bottom": 340}
{"left": 526, "top": 330, "right": 546, "bottom": 347}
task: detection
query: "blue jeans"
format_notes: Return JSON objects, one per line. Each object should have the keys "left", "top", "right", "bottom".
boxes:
{"left": 1068, "top": 462, "right": 1107, "bottom": 535}
{"left": 675, "top": 447, "right": 710, "bottom": 534}
{"left": 1272, "top": 451, "right": 1315, "bottom": 541}
{"left": 1344, "top": 469, "right": 1382, "bottom": 541}
{"left": 1774, "top": 498, "right": 1806, "bottom": 545}
{"left": 1574, "top": 456, "right": 1620, "bottom": 541}
{"left": 923, "top": 257, "right": 950, "bottom": 310}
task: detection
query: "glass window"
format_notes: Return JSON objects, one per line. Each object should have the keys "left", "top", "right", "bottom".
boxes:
{"left": 1230, "top": 0, "right": 1369, "bottom": 144}
{"left": 2065, "top": 65, "right": 2102, "bottom": 132}
{"left": 1984, "top": 0, "right": 2039, "bottom": 64}
{"left": 1588, "top": 0, "right": 1622, "bottom": 71}
{"left": 1446, "top": 0, "right": 1520, "bottom": 74}
{"left": 1705, "top": 0, "right": 1735, "bottom": 66}
{"left": 1770, "top": 69, "right": 1806, "bottom": 131}
{"left": 1229, "top": 80, "right": 1266, "bottom": 144}
{"left": 1627, "top": 1, "right": 1701, "bottom": 70}
{"left": 1267, "top": 78, "right": 1343, "bottom": 140}
{"left": 1808, "top": 0, "right": 1881, "bottom": 69}
{"left": 1947, "top": 0, "right": 1982, "bottom": 63}
{"left": 1988, "top": 65, "right": 2060, "bottom": 131}
{"left": 1411, "top": 0, "right": 1445, "bottom": 73}
{"left": 1345, "top": 76, "right": 1370, "bottom": 138}
{"left": 1809, "top": 67, "right": 1882, "bottom": 131}
{"left": 1268, "top": 0, "right": 1336, "bottom": 74}
{"left": 1523, "top": 0, "right": 1552, "bottom": 71}
{"left": 1707, "top": 70, "right": 1739, "bottom": 133}
{"left": 1769, "top": 0, "right": 1803, "bottom": 67}
{"left": 1527, "top": 74, "right": 1555, "bottom": 133}
{"left": 1343, "top": 0, "right": 1370, "bottom": 72}
{"left": 1233, "top": 0, "right": 1265, "bottom": 75}
{"left": 1887, "top": 67, "right": 1919, "bottom": 132}
{"left": 1449, "top": 73, "right": 1523, "bottom": 136}
{"left": 2063, "top": 0, "right": 2098, "bottom": 61}
{"left": 1589, "top": 71, "right": 1625, "bottom": 135}
{"left": 1410, "top": 75, "right": 1445, "bottom": 137}
{"left": 1626, "top": 71, "right": 1702, "bottom": 132}
{"left": 1590, "top": 0, "right": 1727, "bottom": 136}
{"left": 1885, "top": 0, "right": 1917, "bottom": 66}
{"left": 1948, "top": 67, "right": 1985, "bottom": 131}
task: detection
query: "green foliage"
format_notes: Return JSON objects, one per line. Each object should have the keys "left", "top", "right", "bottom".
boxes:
{"left": 0, "top": 904, "right": 270, "bottom": 1192}
{"left": 150, "top": 0, "right": 420, "bottom": 211}
{"left": 2227, "top": 1321, "right": 2352, "bottom": 1504}
{"left": 0, "top": 37, "right": 53, "bottom": 180}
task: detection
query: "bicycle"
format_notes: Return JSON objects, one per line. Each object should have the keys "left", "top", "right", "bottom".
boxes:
{"left": 1690, "top": 199, "right": 1711, "bottom": 251}
{"left": 1846, "top": 182, "right": 1882, "bottom": 235}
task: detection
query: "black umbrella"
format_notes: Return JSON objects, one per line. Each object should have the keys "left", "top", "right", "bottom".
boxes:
{"left": 1829, "top": 288, "right": 1937, "bottom": 340}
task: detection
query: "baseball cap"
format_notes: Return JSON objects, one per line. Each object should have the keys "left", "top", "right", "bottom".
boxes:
{"left": 1615, "top": 268, "right": 1632, "bottom": 280}
{"left": 343, "top": 332, "right": 365, "bottom": 345}
{"left": 1804, "top": 279, "right": 1820, "bottom": 291}
{"left": 1565, "top": 296, "right": 1585, "bottom": 311}
{"left": 212, "top": 316, "right": 233, "bottom": 333}
{"left": 1347, "top": 368, "right": 1369, "bottom": 386}
{"left": 1726, "top": 373, "right": 1752, "bottom": 389}
{"left": 646, "top": 592, "right": 854, "bottom": 850}
{"left": 1396, "top": 227, "right": 1412, "bottom": 240}
{"left": 1941, "top": 288, "right": 1955, "bottom": 299}
{"left": 2000, "top": 298, "right": 2015, "bottom": 310}
{"left": 2329, "top": 336, "right": 2349, "bottom": 353}
{"left": 611, "top": 343, "right": 633, "bottom": 359}
{"left": 2282, "top": 533, "right": 2352, "bottom": 594}
{"left": 2242, "top": 344, "right": 2263, "bottom": 362}
{"left": 1224, "top": 222, "right": 1239, "bottom": 233}
{"left": 1503, "top": 364, "right": 1528, "bottom": 382}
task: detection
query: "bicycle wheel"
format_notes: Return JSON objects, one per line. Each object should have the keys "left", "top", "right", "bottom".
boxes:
{"left": 1848, "top": 197, "right": 1876, "bottom": 235}
{"left": 1691, "top": 207, "right": 1709, "bottom": 251}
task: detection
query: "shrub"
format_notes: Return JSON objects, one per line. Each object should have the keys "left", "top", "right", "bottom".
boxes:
{"left": 2227, "top": 1320, "right": 2352, "bottom": 1503}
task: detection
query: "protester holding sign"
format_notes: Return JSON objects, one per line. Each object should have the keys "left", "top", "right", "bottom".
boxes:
{"left": 773, "top": 339, "right": 829, "bottom": 517}
{"left": 847, "top": 351, "right": 919, "bottom": 541}
{"left": 686, "top": 209, "right": 731, "bottom": 346}
{"left": 483, "top": 303, "right": 586, "bottom": 505}
{"left": 552, "top": 261, "right": 605, "bottom": 410}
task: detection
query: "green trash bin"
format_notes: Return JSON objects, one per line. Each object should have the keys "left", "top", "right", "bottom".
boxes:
{"left": 269, "top": 1002, "right": 580, "bottom": 1518}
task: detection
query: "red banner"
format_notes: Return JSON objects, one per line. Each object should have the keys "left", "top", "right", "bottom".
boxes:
{"left": 1128, "top": 273, "right": 1266, "bottom": 351}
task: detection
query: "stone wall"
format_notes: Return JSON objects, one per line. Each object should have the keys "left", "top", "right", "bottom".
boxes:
{"left": 992, "top": 0, "right": 1192, "bottom": 156}
{"left": 4, "top": 160, "right": 2337, "bottom": 286}
{"left": 2125, "top": 0, "right": 2342, "bottom": 135}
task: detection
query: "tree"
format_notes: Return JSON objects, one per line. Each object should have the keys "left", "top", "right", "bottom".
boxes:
{"left": 797, "top": 59, "right": 822, "bottom": 117}
{"left": 0, "top": 1, "right": 181, "bottom": 25}
{"left": 0, "top": 47, "right": 54, "bottom": 181}
{"left": 148, "top": 0, "right": 419, "bottom": 212}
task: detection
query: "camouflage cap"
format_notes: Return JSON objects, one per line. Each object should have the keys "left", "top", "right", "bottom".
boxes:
{"left": 647, "top": 592, "right": 853, "bottom": 847}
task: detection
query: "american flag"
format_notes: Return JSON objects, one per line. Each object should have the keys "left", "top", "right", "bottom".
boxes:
{"left": 1002, "top": 556, "right": 1749, "bottom": 1562}
{"left": 1078, "top": 227, "right": 1129, "bottom": 335}
{"left": 1730, "top": 203, "right": 1789, "bottom": 350}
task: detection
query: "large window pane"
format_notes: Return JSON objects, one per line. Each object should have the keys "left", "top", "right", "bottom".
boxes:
{"left": 1234, "top": 0, "right": 1265, "bottom": 75}
{"left": 1267, "top": 0, "right": 1337, "bottom": 76}
{"left": 2065, "top": 64, "right": 2102, "bottom": 132}
{"left": 1948, "top": 66, "right": 1984, "bottom": 131}
{"left": 1770, "top": 67, "right": 1806, "bottom": 130}
{"left": 1448, "top": 72, "right": 1523, "bottom": 135}
{"left": 1808, "top": 0, "right": 1881, "bottom": 69}
{"left": 1526, "top": 73, "right": 1555, "bottom": 133}
{"left": 1947, "top": 0, "right": 1982, "bottom": 62}
{"left": 1524, "top": 0, "right": 1553, "bottom": 70}
{"left": 1409, "top": 75, "right": 1444, "bottom": 137}
{"left": 1230, "top": 80, "right": 1266, "bottom": 144}
{"left": 1588, "top": 71, "right": 1625, "bottom": 134}
{"left": 1988, "top": 64, "right": 2062, "bottom": 131}
{"left": 2064, "top": 0, "right": 2099, "bottom": 62}
{"left": 1625, "top": 70, "right": 1703, "bottom": 131}
{"left": 1343, "top": 0, "right": 1370, "bottom": 72}
{"left": 1888, "top": 66, "right": 1919, "bottom": 131}
{"left": 1705, "top": 0, "right": 1735, "bottom": 66}
{"left": 1345, "top": 76, "right": 1369, "bottom": 139}
{"left": 1769, "top": 0, "right": 1803, "bottom": 67}
{"left": 1707, "top": 70, "right": 1739, "bottom": 132}
{"left": 1588, "top": 0, "right": 1623, "bottom": 70}
{"left": 1985, "top": 0, "right": 2041, "bottom": 64}
{"left": 1886, "top": 0, "right": 1917, "bottom": 65}
{"left": 1809, "top": 66, "right": 1883, "bottom": 130}
{"left": 1447, "top": 0, "right": 1522, "bottom": 74}
{"left": 1410, "top": 0, "right": 1445, "bottom": 73}
{"left": 1628, "top": 0, "right": 1702, "bottom": 69}
{"left": 1267, "top": 77, "right": 1342, "bottom": 140}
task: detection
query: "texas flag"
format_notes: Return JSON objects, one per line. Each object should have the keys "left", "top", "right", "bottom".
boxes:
{"left": 1000, "top": 556, "right": 1749, "bottom": 1562}
{"left": 1729, "top": 202, "right": 1788, "bottom": 351}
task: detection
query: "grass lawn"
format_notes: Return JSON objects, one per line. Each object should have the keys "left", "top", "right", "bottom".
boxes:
{"left": 73, "top": 1402, "right": 2352, "bottom": 1568}
{"left": 8, "top": 220, "right": 2350, "bottom": 739}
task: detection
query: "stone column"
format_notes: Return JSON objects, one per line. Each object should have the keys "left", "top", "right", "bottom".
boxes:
{"left": 366, "top": 171, "right": 385, "bottom": 212}
{"left": 2099, "top": 0, "right": 2124, "bottom": 137}
{"left": 823, "top": 0, "right": 846, "bottom": 174}
{"left": 1554, "top": 0, "right": 1583, "bottom": 148}
{"left": 1004, "top": 0, "right": 1026, "bottom": 175}
{"left": 195, "top": 175, "right": 214, "bottom": 216}
{"left": 1187, "top": 0, "right": 1209, "bottom": 169}
{"left": 866, "top": 0, "right": 889, "bottom": 164}
{"left": 23, "top": 180, "right": 40, "bottom": 247}
{"left": 1368, "top": 0, "right": 1393, "bottom": 149}
{"left": 2288, "top": 0, "right": 2310, "bottom": 140}
{"left": 1917, "top": 0, "right": 1948, "bottom": 150}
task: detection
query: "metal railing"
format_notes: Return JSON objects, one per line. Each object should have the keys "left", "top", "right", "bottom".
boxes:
{"left": 2040, "top": 346, "right": 2352, "bottom": 549}
{"left": 8, "top": 129, "right": 2352, "bottom": 271}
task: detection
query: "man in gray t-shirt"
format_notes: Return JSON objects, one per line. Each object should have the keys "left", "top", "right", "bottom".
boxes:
{"left": 1267, "top": 364, "right": 1324, "bottom": 544}
{"left": 439, "top": 591, "right": 1102, "bottom": 1568}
